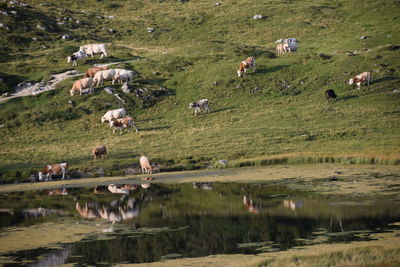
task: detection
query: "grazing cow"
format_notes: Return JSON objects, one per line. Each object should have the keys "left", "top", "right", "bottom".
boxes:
{"left": 93, "top": 69, "right": 116, "bottom": 87}
{"left": 276, "top": 38, "right": 298, "bottom": 52}
{"left": 92, "top": 145, "right": 107, "bottom": 161}
{"left": 84, "top": 66, "right": 108, "bottom": 78}
{"left": 70, "top": 78, "right": 94, "bottom": 96}
{"left": 109, "top": 117, "right": 138, "bottom": 134}
{"left": 189, "top": 99, "right": 210, "bottom": 116}
{"left": 67, "top": 50, "right": 86, "bottom": 66}
{"left": 101, "top": 108, "right": 126, "bottom": 123}
{"left": 140, "top": 155, "right": 152, "bottom": 174}
{"left": 113, "top": 69, "right": 134, "bottom": 84}
{"left": 348, "top": 72, "right": 372, "bottom": 89}
{"left": 325, "top": 89, "right": 337, "bottom": 101}
{"left": 237, "top": 56, "right": 256, "bottom": 77}
{"left": 38, "top": 162, "right": 68, "bottom": 181}
{"left": 79, "top": 44, "right": 108, "bottom": 59}
{"left": 276, "top": 41, "right": 290, "bottom": 54}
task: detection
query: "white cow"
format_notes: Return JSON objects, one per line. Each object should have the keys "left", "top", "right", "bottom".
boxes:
{"left": 140, "top": 155, "right": 152, "bottom": 174}
{"left": 79, "top": 44, "right": 108, "bottom": 59}
{"left": 93, "top": 69, "right": 116, "bottom": 87}
{"left": 113, "top": 69, "right": 134, "bottom": 84}
{"left": 275, "top": 38, "right": 298, "bottom": 52}
{"left": 101, "top": 108, "right": 126, "bottom": 123}
{"left": 67, "top": 50, "right": 86, "bottom": 66}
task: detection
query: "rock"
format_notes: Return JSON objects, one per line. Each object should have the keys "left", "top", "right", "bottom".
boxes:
{"left": 104, "top": 87, "right": 114, "bottom": 94}
{"left": 108, "top": 28, "right": 115, "bottom": 33}
{"left": 75, "top": 19, "right": 81, "bottom": 24}
{"left": 147, "top": 27, "right": 154, "bottom": 33}
{"left": 253, "top": 14, "right": 264, "bottom": 20}
{"left": 121, "top": 83, "right": 131, "bottom": 94}
{"left": 215, "top": 2, "right": 221, "bottom": 6}
{"left": 360, "top": 36, "right": 367, "bottom": 39}
{"left": 61, "top": 34, "right": 70, "bottom": 39}
{"left": 9, "top": 10, "right": 17, "bottom": 15}
{"left": 96, "top": 15, "right": 103, "bottom": 19}
{"left": 218, "top": 159, "right": 228, "bottom": 166}
{"left": 36, "top": 24, "right": 46, "bottom": 31}
{"left": 0, "top": 11, "right": 8, "bottom": 16}
{"left": 107, "top": 15, "right": 114, "bottom": 19}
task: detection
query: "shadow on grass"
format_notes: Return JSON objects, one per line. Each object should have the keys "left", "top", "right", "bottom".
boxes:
{"left": 139, "top": 125, "right": 170, "bottom": 131}
{"left": 211, "top": 106, "right": 236, "bottom": 114}
{"left": 256, "top": 65, "right": 289, "bottom": 74}
{"left": 372, "top": 77, "right": 399, "bottom": 84}
{"left": 341, "top": 95, "right": 359, "bottom": 101}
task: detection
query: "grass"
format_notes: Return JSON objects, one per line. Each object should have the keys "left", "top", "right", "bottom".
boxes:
{"left": 0, "top": 0, "right": 399, "bottom": 182}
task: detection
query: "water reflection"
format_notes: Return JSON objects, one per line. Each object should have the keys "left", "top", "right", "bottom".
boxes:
{"left": 283, "top": 199, "right": 304, "bottom": 211}
{"left": 76, "top": 196, "right": 139, "bottom": 224}
{"left": 243, "top": 195, "right": 261, "bottom": 214}
{"left": 1, "top": 182, "right": 400, "bottom": 266}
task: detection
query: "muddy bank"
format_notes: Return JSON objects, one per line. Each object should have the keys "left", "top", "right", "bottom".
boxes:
{"left": 1, "top": 164, "right": 399, "bottom": 194}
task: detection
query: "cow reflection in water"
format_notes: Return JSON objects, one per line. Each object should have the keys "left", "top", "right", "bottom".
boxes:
{"left": 243, "top": 195, "right": 261, "bottom": 214}
{"left": 42, "top": 188, "right": 68, "bottom": 196}
{"left": 77, "top": 183, "right": 152, "bottom": 223}
{"left": 283, "top": 200, "right": 304, "bottom": 211}
{"left": 76, "top": 190, "right": 139, "bottom": 224}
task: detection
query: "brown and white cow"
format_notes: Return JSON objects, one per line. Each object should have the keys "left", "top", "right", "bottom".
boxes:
{"left": 109, "top": 117, "right": 138, "bottom": 134}
{"left": 38, "top": 162, "right": 68, "bottom": 181}
{"left": 348, "top": 72, "right": 372, "bottom": 89}
{"left": 92, "top": 145, "right": 107, "bottom": 161}
{"left": 84, "top": 66, "right": 108, "bottom": 78}
{"left": 70, "top": 78, "right": 94, "bottom": 96}
{"left": 237, "top": 56, "right": 256, "bottom": 77}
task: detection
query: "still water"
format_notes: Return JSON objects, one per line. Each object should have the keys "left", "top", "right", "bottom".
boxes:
{"left": 1, "top": 182, "right": 399, "bottom": 266}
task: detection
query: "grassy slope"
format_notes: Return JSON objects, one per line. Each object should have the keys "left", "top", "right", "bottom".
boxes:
{"left": 0, "top": 0, "right": 399, "bottom": 181}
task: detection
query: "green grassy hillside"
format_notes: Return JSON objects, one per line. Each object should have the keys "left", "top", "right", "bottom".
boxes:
{"left": 0, "top": 0, "right": 399, "bottom": 182}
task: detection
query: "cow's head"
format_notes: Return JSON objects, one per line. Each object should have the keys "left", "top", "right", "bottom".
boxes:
{"left": 67, "top": 56, "right": 72, "bottom": 63}
{"left": 189, "top": 102, "right": 195, "bottom": 109}
{"left": 38, "top": 172, "right": 44, "bottom": 181}
{"left": 348, "top": 78, "right": 354, "bottom": 85}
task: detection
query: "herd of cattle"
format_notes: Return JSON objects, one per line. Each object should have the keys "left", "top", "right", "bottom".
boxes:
{"left": 33, "top": 37, "right": 372, "bottom": 182}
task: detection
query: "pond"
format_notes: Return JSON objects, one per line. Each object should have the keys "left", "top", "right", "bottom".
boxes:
{"left": 1, "top": 182, "right": 400, "bottom": 266}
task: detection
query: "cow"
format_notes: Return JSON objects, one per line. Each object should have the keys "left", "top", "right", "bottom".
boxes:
{"left": 84, "top": 66, "right": 108, "bottom": 78}
{"left": 237, "top": 56, "right": 256, "bottom": 77}
{"left": 276, "top": 41, "right": 290, "bottom": 54}
{"left": 109, "top": 117, "right": 138, "bottom": 134}
{"left": 348, "top": 72, "right": 372, "bottom": 89}
{"left": 140, "top": 155, "right": 152, "bottom": 174}
{"left": 79, "top": 44, "right": 108, "bottom": 59}
{"left": 70, "top": 78, "right": 94, "bottom": 96}
{"left": 325, "top": 89, "right": 337, "bottom": 101}
{"left": 101, "top": 108, "right": 126, "bottom": 123}
{"left": 276, "top": 38, "right": 298, "bottom": 52}
{"left": 67, "top": 50, "right": 86, "bottom": 66}
{"left": 189, "top": 99, "right": 210, "bottom": 116}
{"left": 93, "top": 69, "right": 116, "bottom": 87}
{"left": 92, "top": 145, "right": 107, "bottom": 161}
{"left": 38, "top": 162, "right": 68, "bottom": 181}
{"left": 113, "top": 69, "right": 134, "bottom": 84}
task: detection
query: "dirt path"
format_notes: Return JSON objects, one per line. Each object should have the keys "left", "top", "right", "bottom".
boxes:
{"left": 1, "top": 164, "right": 399, "bottom": 193}
{"left": 0, "top": 70, "right": 82, "bottom": 103}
